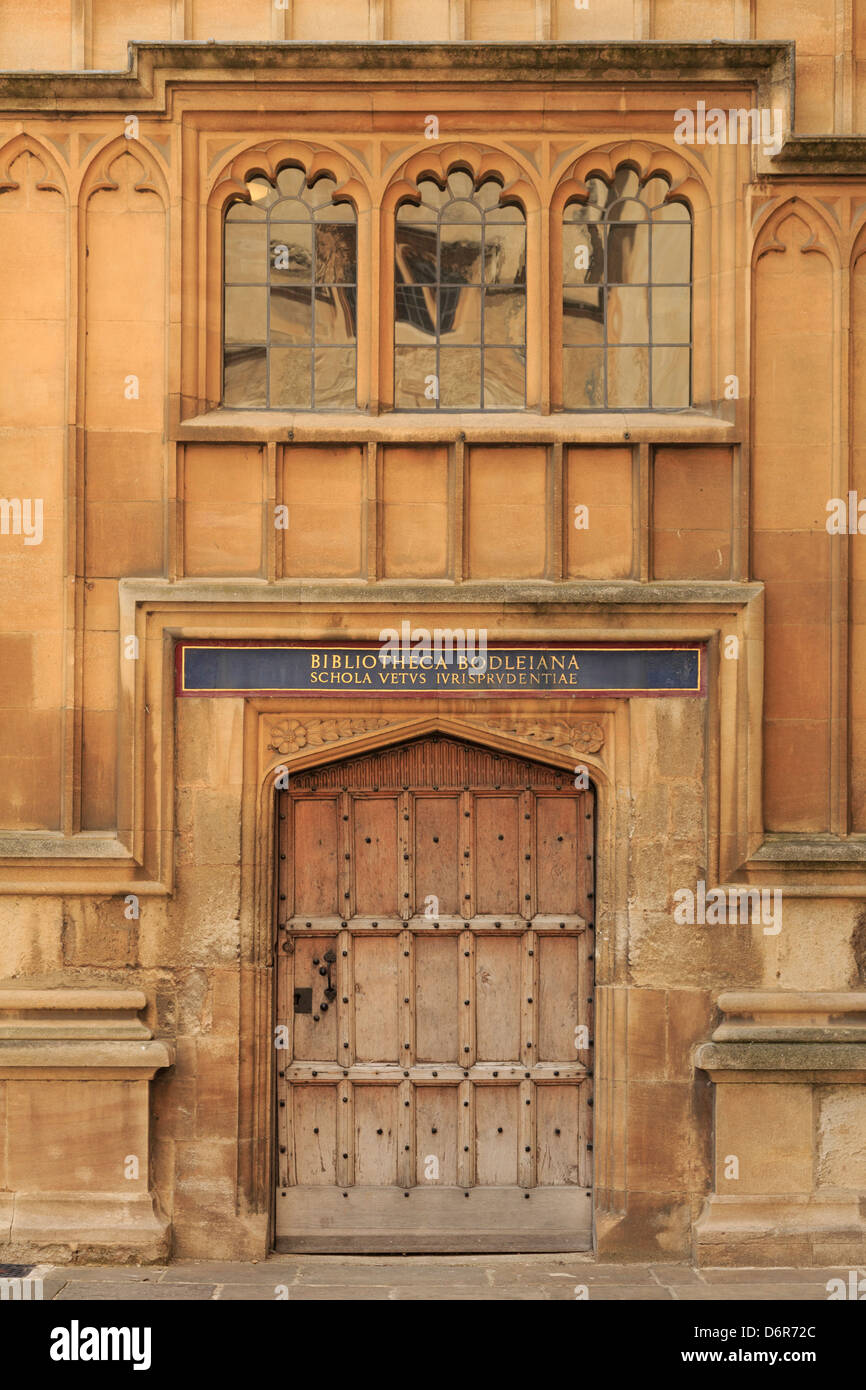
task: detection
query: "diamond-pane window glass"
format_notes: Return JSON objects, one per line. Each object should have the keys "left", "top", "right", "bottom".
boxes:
{"left": 223, "top": 167, "right": 357, "bottom": 409}
{"left": 395, "top": 172, "right": 526, "bottom": 410}
{"left": 562, "top": 167, "right": 692, "bottom": 411}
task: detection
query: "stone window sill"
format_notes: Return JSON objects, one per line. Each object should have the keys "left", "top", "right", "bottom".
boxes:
{"left": 175, "top": 408, "right": 738, "bottom": 445}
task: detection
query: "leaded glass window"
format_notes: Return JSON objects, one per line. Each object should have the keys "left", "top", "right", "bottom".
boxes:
{"left": 562, "top": 167, "right": 691, "bottom": 410}
{"left": 394, "top": 170, "right": 526, "bottom": 410}
{"left": 223, "top": 165, "right": 357, "bottom": 409}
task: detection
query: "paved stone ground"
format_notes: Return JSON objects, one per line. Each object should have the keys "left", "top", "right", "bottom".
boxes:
{"left": 34, "top": 1256, "right": 866, "bottom": 1301}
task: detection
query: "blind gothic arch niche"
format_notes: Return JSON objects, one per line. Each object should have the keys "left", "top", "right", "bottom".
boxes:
{"left": 220, "top": 156, "right": 693, "bottom": 413}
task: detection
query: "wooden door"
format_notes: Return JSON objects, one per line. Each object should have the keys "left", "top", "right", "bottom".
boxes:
{"left": 273, "top": 735, "right": 594, "bottom": 1252}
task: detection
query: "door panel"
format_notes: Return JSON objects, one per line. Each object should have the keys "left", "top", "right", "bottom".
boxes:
{"left": 415, "top": 1086, "right": 459, "bottom": 1185}
{"left": 293, "top": 799, "right": 339, "bottom": 914}
{"left": 293, "top": 1086, "right": 338, "bottom": 1185}
{"left": 414, "top": 935, "right": 460, "bottom": 1062}
{"left": 354, "top": 935, "right": 401, "bottom": 1062}
{"left": 475, "top": 935, "right": 522, "bottom": 1062}
{"left": 474, "top": 796, "right": 520, "bottom": 914}
{"left": 275, "top": 735, "right": 594, "bottom": 1253}
{"left": 475, "top": 1085, "right": 520, "bottom": 1186}
{"left": 353, "top": 797, "right": 399, "bottom": 914}
{"left": 413, "top": 797, "right": 460, "bottom": 914}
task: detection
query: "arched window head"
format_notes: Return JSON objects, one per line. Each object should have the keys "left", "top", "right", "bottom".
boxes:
{"left": 223, "top": 165, "right": 357, "bottom": 410}
{"left": 562, "top": 166, "right": 691, "bottom": 410}
{"left": 395, "top": 169, "right": 526, "bottom": 410}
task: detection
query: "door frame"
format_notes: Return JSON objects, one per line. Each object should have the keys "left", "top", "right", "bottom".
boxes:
{"left": 236, "top": 699, "right": 624, "bottom": 1255}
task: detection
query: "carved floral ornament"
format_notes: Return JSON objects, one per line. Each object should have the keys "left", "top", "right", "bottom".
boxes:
{"left": 265, "top": 715, "right": 605, "bottom": 761}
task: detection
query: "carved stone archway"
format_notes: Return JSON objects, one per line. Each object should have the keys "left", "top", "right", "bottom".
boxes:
{"left": 237, "top": 705, "right": 616, "bottom": 1245}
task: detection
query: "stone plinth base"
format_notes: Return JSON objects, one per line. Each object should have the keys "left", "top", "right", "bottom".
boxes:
{"left": 1, "top": 1192, "right": 170, "bottom": 1264}
{"left": 695, "top": 1194, "right": 866, "bottom": 1267}
{"left": 0, "top": 986, "right": 174, "bottom": 1265}
{"left": 696, "top": 991, "right": 866, "bottom": 1267}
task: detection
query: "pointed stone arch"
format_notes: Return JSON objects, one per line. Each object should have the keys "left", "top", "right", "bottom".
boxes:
{"left": 78, "top": 133, "right": 169, "bottom": 206}
{"left": 261, "top": 711, "right": 609, "bottom": 786}
{"left": 752, "top": 195, "right": 841, "bottom": 270}
{"left": 0, "top": 133, "right": 66, "bottom": 199}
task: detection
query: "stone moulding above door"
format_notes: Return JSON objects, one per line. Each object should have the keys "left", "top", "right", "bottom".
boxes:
{"left": 0, "top": 578, "right": 764, "bottom": 892}
{"left": 264, "top": 713, "right": 606, "bottom": 765}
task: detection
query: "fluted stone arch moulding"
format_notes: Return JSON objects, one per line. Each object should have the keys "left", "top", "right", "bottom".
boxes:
{"left": 74, "top": 140, "right": 169, "bottom": 837}
{"left": 0, "top": 135, "right": 70, "bottom": 834}
{"left": 550, "top": 141, "right": 711, "bottom": 412}
{"left": 380, "top": 143, "right": 543, "bottom": 410}
{"left": 849, "top": 219, "right": 866, "bottom": 830}
{"left": 237, "top": 705, "right": 612, "bottom": 1217}
{"left": 77, "top": 134, "right": 170, "bottom": 420}
{"left": 204, "top": 139, "right": 372, "bottom": 411}
{"left": 751, "top": 197, "right": 845, "bottom": 834}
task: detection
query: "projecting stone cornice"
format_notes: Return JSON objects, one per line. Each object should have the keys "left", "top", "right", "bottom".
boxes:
{"left": 117, "top": 575, "right": 765, "bottom": 609}
{"left": 770, "top": 136, "right": 866, "bottom": 176}
{"left": 0, "top": 40, "right": 794, "bottom": 113}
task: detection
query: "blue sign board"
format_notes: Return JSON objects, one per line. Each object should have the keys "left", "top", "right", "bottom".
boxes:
{"left": 176, "top": 642, "right": 704, "bottom": 697}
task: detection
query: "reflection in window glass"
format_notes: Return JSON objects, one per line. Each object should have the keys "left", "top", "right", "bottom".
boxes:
{"left": 395, "top": 170, "right": 526, "bottom": 410}
{"left": 223, "top": 165, "right": 357, "bottom": 409}
{"left": 562, "top": 167, "right": 691, "bottom": 410}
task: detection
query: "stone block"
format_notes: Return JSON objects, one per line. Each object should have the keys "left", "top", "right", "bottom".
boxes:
{"left": 715, "top": 1082, "right": 813, "bottom": 1194}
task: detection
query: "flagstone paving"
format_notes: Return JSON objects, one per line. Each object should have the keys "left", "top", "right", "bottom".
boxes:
{"left": 30, "top": 1256, "right": 866, "bottom": 1301}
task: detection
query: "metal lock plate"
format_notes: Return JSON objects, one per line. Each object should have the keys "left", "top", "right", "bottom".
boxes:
{"left": 293, "top": 987, "right": 313, "bottom": 1014}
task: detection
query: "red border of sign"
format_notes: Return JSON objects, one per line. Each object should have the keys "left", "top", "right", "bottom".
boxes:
{"left": 174, "top": 639, "right": 707, "bottom": 699}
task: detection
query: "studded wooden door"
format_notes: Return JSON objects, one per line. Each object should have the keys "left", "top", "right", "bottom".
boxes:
{"left": 273, "top": 735, "right": 594, "bottom": 1252}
